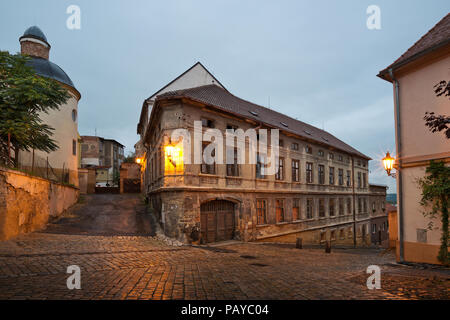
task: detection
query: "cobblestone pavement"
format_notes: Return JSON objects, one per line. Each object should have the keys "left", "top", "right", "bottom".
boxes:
{"left": 0, "top": 195, "right": 448, "bottom": 300}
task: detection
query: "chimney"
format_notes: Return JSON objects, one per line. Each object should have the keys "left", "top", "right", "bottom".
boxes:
{"left": 19, "top": 26, "right": 51, "bottom": 60}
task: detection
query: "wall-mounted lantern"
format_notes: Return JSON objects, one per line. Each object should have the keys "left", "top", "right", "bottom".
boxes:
{"left": 382, "top": 151, "right": 395, "bottom": 176}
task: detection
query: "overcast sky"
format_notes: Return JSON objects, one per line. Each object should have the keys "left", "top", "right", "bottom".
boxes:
{"left": 1, "top": 1, "right": 449, "bottom": 192}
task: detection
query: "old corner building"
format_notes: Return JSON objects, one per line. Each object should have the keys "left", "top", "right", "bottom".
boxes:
{"left": 136, "top": 62, "right": 387, "bottom": 245}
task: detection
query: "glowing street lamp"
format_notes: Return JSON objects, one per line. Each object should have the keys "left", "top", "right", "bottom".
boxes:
{"left": 135, "top": 157, "right": 142, "bottom": 164}
{"left": 382, "top": 151, "right": 395, "bottom": 176}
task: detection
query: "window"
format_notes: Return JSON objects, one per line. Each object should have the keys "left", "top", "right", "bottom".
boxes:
{"left": 362, "top": 173, "right": 367, "bottom": 188}
{"left": 329, "top": 198, "right": 335, "bottom": 216}
{"left": 305, "top": 145, "right": 312, "bottom": 154}
{"left": 357, "top": 172, "right": 362, "bottom": 188}
{"left": 358, "top": 198, "right": 362, "bottom": 213}
{"left": 319, "top": 199, "right": 325, "bottom": 217}
{"left": 292, "top": 160, "right": 300, "bottom": 182}
{"left": 338, "top": 155, "right": 343, "bottom": 161}
{"left": 347, "top": 198, "right": 352, "bottom": 214}
{"left": 338, "top": 169, "right": 344, "bottom": 185}
{"left": 363, "top": 198, "right": 367, "bottom": 213}
{"left": 256, "top": 154, "right": 266, "bottom": 179}
{"left": 226, "top": 148, "right": 239, "bottom": 177}
{"left": 329, "top": 167, "right": 335, "bottom": 185}
{"left": 331, "top": 230, "right": 336, "bottom": 241}
{"left": 201, "top": 118, "right": 214, "bottom": 128}
{"left": 72, "top": 139, "right": 77, "bottom": 156}
{"left": 347, "top": 170, "right": 351, "bottom": 186}
{"left": 306, "top": 162, "right": 313, "bottom": 183}
{"left": 339, "top": 229, "right": 345, "bottom": 239}
{"left": 226, "top": 124, "right": 238, "bottom": 130}
{"left": 318, "top": 165, "right": 325, "bottom": 184}
{"left": 71, "top": 109, "right": 77, "bottom": 122}
{"left": 279, "top": 139, "right": 284, "bottom": 147}
{"left": 372, "top": 201, "right": 376, "bottom": 212}
{"left": 339, "top": 198, "right": 344, "bottom": 215}
{"left": 306, "top": 199, "right": 314, "bottom": 219}
{"left": 382, "top": 222, "right": 386, "bottom": 231}
{"left": 276, "top": 199, "right": 285, "bottom": 223}
{"left": 329, "top": 153, "right": 334, "bottom": 160}
{"left": 201, "top": 143, "right": 215, "bottom": 174}
{"left": 291, "top": 142, "right": 299, "bottom": 151}
{"left": 357, "top": 160, "right": 361, "bottom": 166}
{"left": 275, "top": 157, "right": 284, "bottom": 180}
{"left": 372, "top": 224, "right": 377, "bottom": 234}
{"left": 320, "top": 232, "right": 326, "bottom": 242}
{"left": 293, "top": 198, "right": 300, "bottom": 221}
{"left": 256, "top": 200, "right": 267, "bottom": 225}
{"left": 318, "top": 150, "right": 324, "bottom": 157}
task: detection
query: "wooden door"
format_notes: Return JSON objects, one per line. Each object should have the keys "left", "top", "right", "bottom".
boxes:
{"left": 200, "top": 200, "right": 234, "bottom": 243}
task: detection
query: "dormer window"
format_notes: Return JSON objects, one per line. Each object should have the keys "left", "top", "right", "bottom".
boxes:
{"left": 201, "top": 118, "right": 214, "bottom": 128}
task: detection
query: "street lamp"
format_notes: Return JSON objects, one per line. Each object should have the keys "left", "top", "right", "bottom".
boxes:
{"left": 382, "top": 151, "right": 395, "bottom": 176}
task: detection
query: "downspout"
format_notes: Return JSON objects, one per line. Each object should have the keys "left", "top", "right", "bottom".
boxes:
{"left": 352, "top": 156, "right": 356, "bottom": 247}
{"left": 389, "top": 68, "right": 404, "bottom": 263}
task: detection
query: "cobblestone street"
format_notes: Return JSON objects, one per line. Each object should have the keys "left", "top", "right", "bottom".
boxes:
{"left": 0, "top": 194, "right": 448, "bottom": 300}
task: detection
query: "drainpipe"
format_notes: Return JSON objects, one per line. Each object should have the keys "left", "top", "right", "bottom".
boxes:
{"left": 389, "top": 68, "right": 404, "bottom": 263}
{"left": 352, "top": 156, "right": 356, "bottom": 247}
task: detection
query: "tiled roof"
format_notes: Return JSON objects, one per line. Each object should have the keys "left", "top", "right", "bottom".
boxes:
{"left": 386, "top": 203, "right": 397, "bottom": 213}
{"left": 156, "top": 84, "right": 370, "bottom": 159}
{"left": 379, "top": 13, "right": 450, "bottom": 76}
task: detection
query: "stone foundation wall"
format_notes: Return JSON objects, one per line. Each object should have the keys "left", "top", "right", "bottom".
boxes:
{"left": 0, "top": 167, "right": 79, "bottom": 240}
{"left": 150, "top": 189, "right": 374, "bottom": 246}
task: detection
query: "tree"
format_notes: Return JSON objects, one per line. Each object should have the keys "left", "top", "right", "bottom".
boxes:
{"left": 124, "top": 151, "right": 136, "bottom": 163}
{"left": 423, "top": 80, "right": 450, "bottom": 139}
{"left": 418, "top": 161, "right": 450, "bottom": 265}
{"left": 0, "top": 51, "right": 70, "bottom": 166}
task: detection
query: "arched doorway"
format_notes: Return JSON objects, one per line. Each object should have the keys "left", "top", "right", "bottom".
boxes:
{"left": 200, "top": 200, "right": 235, "bottom": 243}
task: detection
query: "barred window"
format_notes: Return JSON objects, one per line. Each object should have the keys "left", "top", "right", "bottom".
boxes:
{"left": 256, "top": 199, "right": 267, "bottom": 225}
{"left": 276, "top": 199, "right": 285, "bottom": 223}
{"left": 306, "top": 199, "right": 314, "bottom": 219}
{"left": 292, "top": 159, "right": 300, "bottom": 182}
{"left": 275, "top": 157, "right": 284, "bottom": 180}
{"left": 329, "top": 198, "right": 335, "bottom": 216}
{"left": 318, "top": 165, "right": 325, "bottom": 184}
{"left": 319, "top": 198, "right": 325, "bottom": 217}
{"left": 293, "top": 198, "right": 300, "bottom": 221}
{"left": 306, "top": 162, "right": 313, "bottom": 183}
{"left": 201, "top": 143, "right": 215, "bottom": 174}
{"left": 329, "top": 167, "right": 335, "bottom": 185}
{"left": 338, "top": 169, "right": 344, "bottom": 185}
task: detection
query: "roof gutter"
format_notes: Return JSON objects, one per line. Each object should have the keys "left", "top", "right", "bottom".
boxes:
{"left": 389, "top": 68, "right": 404, "bottom": 263}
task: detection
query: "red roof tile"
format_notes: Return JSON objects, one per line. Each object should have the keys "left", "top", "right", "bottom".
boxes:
{"left": 379, "top": 13, "right": 450, "bottom": 77}
{"left": 156, "top": 84, "right": 370, "bottom": 159}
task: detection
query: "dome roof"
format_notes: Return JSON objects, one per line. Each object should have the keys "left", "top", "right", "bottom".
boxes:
{"left": 20, "top": 26, "right": 49, "bottom": 46}
{"left": 27, "top": 57, "right": 79, "bottom": 96}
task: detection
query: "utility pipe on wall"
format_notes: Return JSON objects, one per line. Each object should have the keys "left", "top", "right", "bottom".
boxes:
{"left": 389, "top": 68, "right": 404, "bottom": 263}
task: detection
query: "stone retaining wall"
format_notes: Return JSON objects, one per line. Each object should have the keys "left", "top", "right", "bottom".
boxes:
{"left": 0, "top": 167, "right": 79, "bottom": 240}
